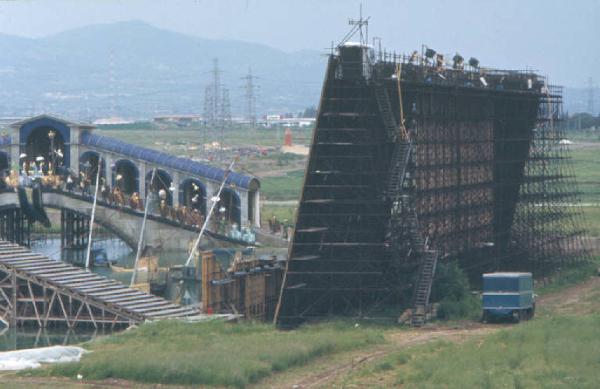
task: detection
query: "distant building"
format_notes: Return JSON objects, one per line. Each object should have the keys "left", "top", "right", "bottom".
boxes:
{"left": 153, "top": 115, "right": 204, "bottom": 127}
{"left": 264, "top": 115, "right": 315, "bottom": 128}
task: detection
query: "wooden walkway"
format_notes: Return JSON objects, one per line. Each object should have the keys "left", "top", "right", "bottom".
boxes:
{"left": 0, "top": 241, "right": 201, "bottom": 328}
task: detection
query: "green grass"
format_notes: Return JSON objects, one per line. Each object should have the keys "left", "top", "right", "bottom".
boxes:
{"left": 260, "top": 170, "right": 305, "bottom": 201}
{"left": 570, "top": 146, "right": 600, "bottom": 203}
{"left": 535, "top": 256, "right": 600, "bottom": 296}
{"left": 581, "top": 206, "right": 600, "bottom": 237}
{"left": 261, "top": 204, "right": 296, "bottom": 223}
{"left": 97, "top": 124, "right": 313, "bottom": 149}
{"left": 36, "top": 320, "right": 384, "bottom": 388}
{"left": 348, "top": 314, "right": 600, "bottom": 388}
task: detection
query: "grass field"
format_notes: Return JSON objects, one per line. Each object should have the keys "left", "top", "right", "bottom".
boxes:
{"left": 34, "top": 320, "right": 384, "bottom": 388}
{"left": 341, "top": 314, "right": 600, "bottom": 388}
{"left": 96, "top": 124, "right": 313, "bottom": 150}
{"left": 260, "top": 170, "right": 305, "bottom": 201}
{"left": 261, "top": 203, "right": 297, "bottom": 223}
{"left": 569, "top": 143, "right": 600, "bottom": 237}
{"left": 569, "top": 146, "right": 600, "bottom": 204}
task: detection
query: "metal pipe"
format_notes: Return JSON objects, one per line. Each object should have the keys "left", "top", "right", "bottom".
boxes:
{"left": 185, "top": 157, "right": 237, "bottom": 267}
{"left": 84, "top": 164, "right": 102, "bottom": 269}
{"left": 130, "top": 168, "right": 156, "bottom": 287}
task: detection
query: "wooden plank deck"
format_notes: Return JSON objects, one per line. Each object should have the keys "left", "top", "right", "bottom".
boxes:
{"left": 0, "top": 241, "right": 201, "bottom": 327}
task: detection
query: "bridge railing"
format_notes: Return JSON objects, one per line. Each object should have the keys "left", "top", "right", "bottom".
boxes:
{"left": 7, "top": 174, "right": 256, "bottom": 245}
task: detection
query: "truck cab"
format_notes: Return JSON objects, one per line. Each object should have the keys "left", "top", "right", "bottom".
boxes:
{"left": 482, "top": 272, "right": 535, "bottom": 323}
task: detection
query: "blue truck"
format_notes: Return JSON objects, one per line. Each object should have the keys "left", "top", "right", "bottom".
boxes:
{"left": 482, "top": 272, "right": 535, "bottom": 323}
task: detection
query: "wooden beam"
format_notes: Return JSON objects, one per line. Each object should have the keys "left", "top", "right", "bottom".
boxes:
{"left": 56, "top": 294, "right": 72, "bottom": 329}
{"left": 85, "top": 302, "right": 98, "bottom": 329}
{"left": 43, "top": 290, "right": 57, "bottom": 327}
{"left": 27, "top": 281, "right": 42, "bottom": 327}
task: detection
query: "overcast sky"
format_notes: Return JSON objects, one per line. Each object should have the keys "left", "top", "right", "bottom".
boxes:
{"left": 0, "top": 0, "right": 598, "bottom": 87}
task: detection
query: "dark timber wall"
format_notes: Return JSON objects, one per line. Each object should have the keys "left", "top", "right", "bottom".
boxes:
{"left": 276, "top": 48, "right": 589, "bottom": 328}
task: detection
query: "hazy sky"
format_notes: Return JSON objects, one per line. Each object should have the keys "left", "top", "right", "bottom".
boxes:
{"left": 0, "top": 0, "right": 598, "bottom": 87}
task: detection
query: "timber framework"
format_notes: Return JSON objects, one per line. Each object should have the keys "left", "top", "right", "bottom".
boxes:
{"left": 275, "top": 38, "right": 590, "bottom": 328}
{"left": 0, "top": 241, "right": 201, "bottom": 328}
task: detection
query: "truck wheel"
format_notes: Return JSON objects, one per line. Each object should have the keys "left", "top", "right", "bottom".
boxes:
{"left": 513, "top": 310, "right": 521, "bottom": 323}
{"left": 481, "top": 311, "right": 488, "bottom": 323}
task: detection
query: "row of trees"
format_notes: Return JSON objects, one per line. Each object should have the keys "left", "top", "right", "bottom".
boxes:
{"left": 563, "top": 113, "right": 600, "bottom": 131}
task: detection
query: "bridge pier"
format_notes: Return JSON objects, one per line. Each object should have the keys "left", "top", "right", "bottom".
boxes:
{"left": 0, "top": 207, "right": 30, "bottom": 247}
{"left": 61, "top": 209, "right": 89, "bottom": 249}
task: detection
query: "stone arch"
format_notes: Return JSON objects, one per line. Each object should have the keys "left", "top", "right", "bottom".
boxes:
{"left": 79, "top": 151, "right": 106, "bottom": 186}
{"left": 112, "top": 159, "right": 139, "bottom": 195}
{"left": 179, "top": 178, "right": 206, "bottom": 215}
{"left": 19, "top": 117, "right": 70, "bottom": 170}
{"left": 145, "top": 169, "right": 173, "bottom": 206}
{"left": 23, "top": 127, "right": 66, "bottom": 175}
{"left": 216, "top": 187, "right": 241, "bottom": 226}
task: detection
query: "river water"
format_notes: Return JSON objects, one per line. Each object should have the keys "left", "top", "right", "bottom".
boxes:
{"left": 0, "top": 235, "right": 191, "bottom": 351}
{"left": 0, "top": 235, "right": 286, "bottom": 351}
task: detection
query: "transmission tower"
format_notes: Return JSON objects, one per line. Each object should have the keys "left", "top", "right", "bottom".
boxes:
{"left": 218, "top": 88, "right": 231, "bottom": 158}
{"left": 203, "top": 85, "right": 215, "bottom": 124}
{"left": 241, "top": 68, "right": 258, "bottom": 128}
{"left": 587, "top": 77, "right": 595, "bottom": 115}
{"left": 220, "top": 88, "right": 231, "bottom": 125}
{"left": 203, "top": 58, "right": 223, "bottom": 127}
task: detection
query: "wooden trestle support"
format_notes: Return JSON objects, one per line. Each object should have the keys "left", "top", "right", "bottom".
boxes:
{"left": 0, "top": 241, "right": 200, "bottom": 329}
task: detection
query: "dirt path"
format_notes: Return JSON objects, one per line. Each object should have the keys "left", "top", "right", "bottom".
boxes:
{"left": 537, "top": 275, "right": 600, "bottom": 315}
{"left": 257, "top": 276, "right": 600, "bottom": 389}
{"left": 254, "top": 324, "right": 503, "bottom": 389}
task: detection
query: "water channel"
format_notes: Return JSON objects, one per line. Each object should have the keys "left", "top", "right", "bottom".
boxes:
{"left": 1, "top": 233, "right": 286, "bottom": 351}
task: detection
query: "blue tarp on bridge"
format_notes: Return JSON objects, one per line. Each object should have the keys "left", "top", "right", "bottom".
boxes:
{"left": 80, "top": 131, "right": 258, "bottom": 190}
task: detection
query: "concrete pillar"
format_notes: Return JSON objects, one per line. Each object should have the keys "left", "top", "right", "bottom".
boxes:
{"left": 171, "top": 171, "right": 180, "bottom": 207}
{"left": 205, "top": 180, "right": 216, "bottom": 214}
{"left": 68, "top": 126, "right": 82, "bottom": 170}
{"left": 239, "top": 190, "right": 249, "bottom": 227}
{"left": 103, "top": 153, "right": 114, "bottom": 188}
{"left": 8, "top": 126, "right": 20, "bottom": 172}
{"left": 139, "top": 163, "right": 147, "bottom": 198}
{"left": 254, "top": 190, "right": 261, "bottom": 228}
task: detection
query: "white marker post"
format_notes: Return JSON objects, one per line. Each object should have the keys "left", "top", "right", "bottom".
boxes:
{"left": 84, "top": 165, "right": 102, "bottom": 269}
{"left": 184, "top": 158, "right": 237, "bottom": 267}
{"left": 131, "top": 168, "right": 157, "bottom": 287}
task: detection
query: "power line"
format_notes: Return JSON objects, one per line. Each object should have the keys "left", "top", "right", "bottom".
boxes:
{"left": 203, "top": 58, "right": 223, "bottom": 127}
{"left": 241, "top": 67, "right": 258, "bottom": 128}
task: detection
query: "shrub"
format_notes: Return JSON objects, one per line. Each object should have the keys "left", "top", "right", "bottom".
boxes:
{"left": 431, "top": 262, "right": 481, "bottom": 320}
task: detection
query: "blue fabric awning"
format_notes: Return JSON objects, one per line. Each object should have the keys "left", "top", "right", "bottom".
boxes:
{"left": 80, "top": 131, "right": 258, "bottom": 190}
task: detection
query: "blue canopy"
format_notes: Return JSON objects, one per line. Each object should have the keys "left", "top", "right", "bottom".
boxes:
{"left": 80, "top": 131, "right": 258, "bottom": 190}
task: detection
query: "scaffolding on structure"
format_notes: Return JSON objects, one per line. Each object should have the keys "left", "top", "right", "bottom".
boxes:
{"left": 275, "top": 41, "right": 591, "bottom": 328}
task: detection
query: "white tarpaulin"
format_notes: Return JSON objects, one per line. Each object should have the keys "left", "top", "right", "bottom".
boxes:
{"left": 0, "top": 346, "right": 88, "bottom": 371}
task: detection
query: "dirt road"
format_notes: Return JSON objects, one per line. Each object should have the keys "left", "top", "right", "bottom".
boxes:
{"left": 256, "top": 275, "right": 600, "bottom": 389}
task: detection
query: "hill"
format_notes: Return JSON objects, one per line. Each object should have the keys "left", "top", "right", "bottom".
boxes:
{"left": 0, "top": 21, "right": 325, "bottom": 120}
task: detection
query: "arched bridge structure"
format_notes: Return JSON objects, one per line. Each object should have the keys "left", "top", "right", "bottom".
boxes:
{"left": 0, "top": 191, "right": 239, "bottom": 250}
{"left": 0, "top": 114, "right": 261, "bottom": 231}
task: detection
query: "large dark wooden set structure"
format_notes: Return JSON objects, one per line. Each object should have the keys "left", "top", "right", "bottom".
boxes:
{"left": 275, "top": 41, "right": 589, "bottom": 328}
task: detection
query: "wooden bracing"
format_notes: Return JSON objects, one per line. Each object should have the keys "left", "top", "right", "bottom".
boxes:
{"left": 0, "top": 241, "right": 201, "bottom": 328}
